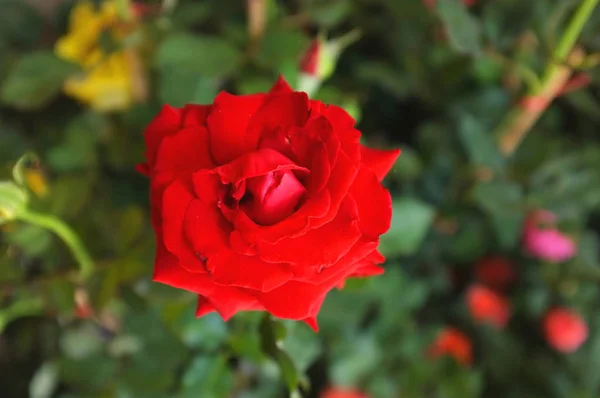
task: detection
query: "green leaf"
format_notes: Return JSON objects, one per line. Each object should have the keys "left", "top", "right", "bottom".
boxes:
{"left": 256, "top": 28, "right": 309, "bottom": 71}
{"left": 155, "top": 34, "right": 242, "bottom": 78}
{"left": 458, "top": 116, "right": 504, "bottom": 173}
{"left": 158, "top": 71, "right": 218, "bottom": 107}
{"left": 283, "top": 321, "right": 322, "bottom": 372}
{"left": 472, "top": 180, "right": 524, "bottom": 249}
{"left": 0, "top": 181, "right": 27, "bottom": 223}
{"left": 60, "top": 325, "right": 104, "bottom": 360}
{"left": 179, "top": 356, "right": 234, "bottom": 398}
{"left": 0, "top": 51, "right": 79, "bottom": 110}
{"left": 380, "top": 198, "right": 435, "bottom": 256}
{"left": 29, "top": 362, "right": 59, "bottom": 398}
{"left": 275, "top": 350, "right": 300, "bottom": 392}
{"left": 11, "top": 152, "right": 39, "bottom": 187}
{"left": 437, "top": 0, "right": 482, "bottom": 55}
{"left": 47, "top": 113, "right": 107, "bottom": 171}
{"left": 0, "top": 0, "right": 43, "bottom": 48}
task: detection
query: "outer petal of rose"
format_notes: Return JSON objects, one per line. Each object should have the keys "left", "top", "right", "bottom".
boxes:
{"left": 204, "top": 288, "right": 265, "bottom": 321}
{"left": 360, "top": 146, "right": 401, "bottom": 181}
{"left": 255, "top": 242, "right": 378, "bottom": 319}
{"left": 214, "top": 148, "right": 308, "bottom": 185}
{"left": 256, "top": 196, "right": 361, "bottom": 270}
{"left": 246, "top": 92, "right": 310, "bottom": 149}
{"left": 149, "top": 170, "right": 175, "bottom": 230}
{"left": 290, "top": 116, "right": 340, "bottom": 193}
{"left": 209, "top": 252, "right": 293, "bottom": 292}
{"left": 161, "top": 180, "right": 210, "bottom": 273}
{"left": 269, "top": 75, "right": 294, "bottom": 95}
{"left": 152, "top": 239, "right": 216, "bottom": 296}
{"left": 141, "top": 105, "right": 183, "bottom": 169}
{"left": 182, "top": 104, "right": 211, "bottom": 127}
{"left": 301, "top": 239, "right": 379, "bottom": 285}
{"left": 303, "top": 317, "right": 319, "bottom": 332}
{"left": 349, "top": 166, "right": 392, "bottom": 240}
{"left": 183, "top": 190, "right": 295, "bottom": 292}
{"left": 207, "top": 91, "right": 268, "bottom": 164}
{"left": 196, "top": 296, "right": 216, "bottom": 317}
{"left": 154, "top": 126, "right": 215, "bottom": 173}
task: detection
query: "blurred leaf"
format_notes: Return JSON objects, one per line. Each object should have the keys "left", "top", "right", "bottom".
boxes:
{"left": 47, "top": 113, "right": 107, "bottom": 172}
{"left": 60, "top": 325, "right": 104, "bottom": 360}
{"left": 0, "top": 0, "right": 43, "bottom": 48}
{"left": 158, "top": 71, "right": 218, "bottom": 107}
{"left": 256, "top": 28, "right": 308, "bottom": 71}
{"left": 392, "top": 146, "right": 423, "bottom": 181}
{"left": 155, "top": 34, "right": 242, "bottom": 78}
{"left": 5, "top": 224, "right": 52, "bottom": 256}
{"left": 331, "top": 333, "right": 381, "bottom": 386}
{"left": 179, "top": 356, "right": 234, "bottom": 398}
{"left": 472, "top": 180, "right": 524, "bottom": 249}
{"left": 48, "top": 279, "right": 75, "bottom": 314}
{"left": 437, "top": 0, "right": 482, "bottom": 55}
{"left": 458, "top": 116, "right": 504, "bottom": 173}
{"left": 0, "top": 181, "right": 27, "bottom": 224}
{"left": 29, "top": 361, "right": 59, "bottom": 398}
{"left": 0, "top": 52, "right": 78, "bottom": 110}
{"left": 282, "top": 322, "right": 322, "bottom": 372}
{"left": 305, "top": 0, "right": 352, "bottom": 28}
{"left": 59, "top": 355, "right": 117, "bottom": 391}
{"left": 380, "top": 198, "right": 435, "bottom": 256}
{"left": 260, "top": 315, "right": 301, "bottom": 391}
{"left": 170, "top": 2, "right": 211, "bottom": 28}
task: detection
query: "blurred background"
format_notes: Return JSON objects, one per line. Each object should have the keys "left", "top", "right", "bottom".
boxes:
{"left": 1, "top": 0, "right": 600, "bottom": 397}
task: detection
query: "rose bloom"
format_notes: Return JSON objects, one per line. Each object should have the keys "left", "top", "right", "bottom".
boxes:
{"left": 428, "top": 327, "right": 472, "bottom": 366}
{"left": 321, "top": 387, "right": 369, "bottom": 398}
{"left": 55, "top": 0, "right": 137, "bottom": 111}
{"left": 523, "top": 210, "right": 576, "bottom": 262}
{"left": 544, "top": 308, "right": 588, "bottom": 353}
{"left": 474, "top": 256, "right": 516, "bottom": 291}
{"left": 137, "top": 77, "right": 399, "bottom": 330}
{"left": 466, "top": 284, "right": 511, "bottom": 329}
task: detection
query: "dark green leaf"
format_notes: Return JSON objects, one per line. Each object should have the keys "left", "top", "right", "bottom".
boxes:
{"left": 437, "top": 0, "right": 482, "bottom": 55}
{"left": 0, "top": 52, "right": 79, "bottom": 110}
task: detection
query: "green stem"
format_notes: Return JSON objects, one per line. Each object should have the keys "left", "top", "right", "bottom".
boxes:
{"left": 553, "top": 0, "right": 599, "bottom": 62}
{"left": 0, "top": 297, "right": 44, "bottom": 332}
{"left": 17, "top": 210, "right": 94, "bottom": 280}
{"left": 496, "top": 0, "right": 598, "bottom": 155}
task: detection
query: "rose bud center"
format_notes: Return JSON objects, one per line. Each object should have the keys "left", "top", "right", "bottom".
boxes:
{"left": 238, "top": 170, "right": 306, "bottom": 226}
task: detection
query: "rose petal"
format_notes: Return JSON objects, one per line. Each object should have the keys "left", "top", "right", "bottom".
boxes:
{"left": 349, "top": 165, "right": 392, "bottom": 240}
{"left": 207, "top": 92, "right": 267, "bottom": 164}
{"left": 162, "top": 179, "right": 210, "bottom": 273}
{"left": 256, "top": 196, "right": 361, "bottom": 271}
{"left": 214, "top": 148, "right": 308, "bottom": 185}
{"left": 205, "top": 288, "right": 265, "bottom": 321}
{"left": 208, "top": 253, "right": 294, "bottom": 292}
{"left": 182, "top": 104, "right": 211, "bottom": 127}
{"left": 152, "top": 238, "right": 216, "bottom": 296}
{"left": 269, "top": 75, "right": 294, "bottom": 95}
{"left": 141, "top": 105, "right": 183, "bottom": 169}
{"left": 154, "top": 126, "right": 215, "bottom": 173}
{"left": 360, "top": 146, "right": 401, "bottom": 181}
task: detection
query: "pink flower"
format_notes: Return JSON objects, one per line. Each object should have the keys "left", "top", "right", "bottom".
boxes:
{"left": 543, "top": 308, "right": 588, "bottom": 353}
{"left": 523, "top": 210, "right": 576, "bottom": 262}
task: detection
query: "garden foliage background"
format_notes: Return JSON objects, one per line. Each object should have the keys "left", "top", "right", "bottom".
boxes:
{"left": 1, "top": 0, "right": 600, "bottom": 397}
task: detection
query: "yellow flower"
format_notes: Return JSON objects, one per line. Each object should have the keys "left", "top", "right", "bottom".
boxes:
{"left": 55, "top": 0, "right": 136, "bottom": 112}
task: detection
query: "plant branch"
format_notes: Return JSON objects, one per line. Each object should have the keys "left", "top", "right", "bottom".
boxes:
{"left": 496, "top": 0, "right": 598, "bottom": 156}
{"left": 17, "top": 211, "right": 94, "bottom": 281}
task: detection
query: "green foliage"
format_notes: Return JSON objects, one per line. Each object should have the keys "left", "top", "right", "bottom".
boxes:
{"left": 1, "top": 0, "right": 600, "bottom": 397}
{"left": 0, "top": 51, "right": 79, "bottom": 110}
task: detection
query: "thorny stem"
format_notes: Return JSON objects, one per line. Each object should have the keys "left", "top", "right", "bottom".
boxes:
{"left": 496, "top": 0, "right": 598, "bottom": 156}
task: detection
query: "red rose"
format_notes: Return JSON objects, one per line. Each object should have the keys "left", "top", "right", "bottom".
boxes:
{"left": 543, "top": 308, "right": 588, "bottom": 353}
{"left": 427, "top": 327, "right": 472, "bottom": 366}
{"left": 137, "top": 77, "right": 399, "bottom": 330}
{"left": 466, "top": 284, "right": 511, "bottom": 329}
{"left": 321, "top": 387, "right": 369, "bottom": 398}
{"left": 474, "top": 256, "right": 516, "bottom": 291}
